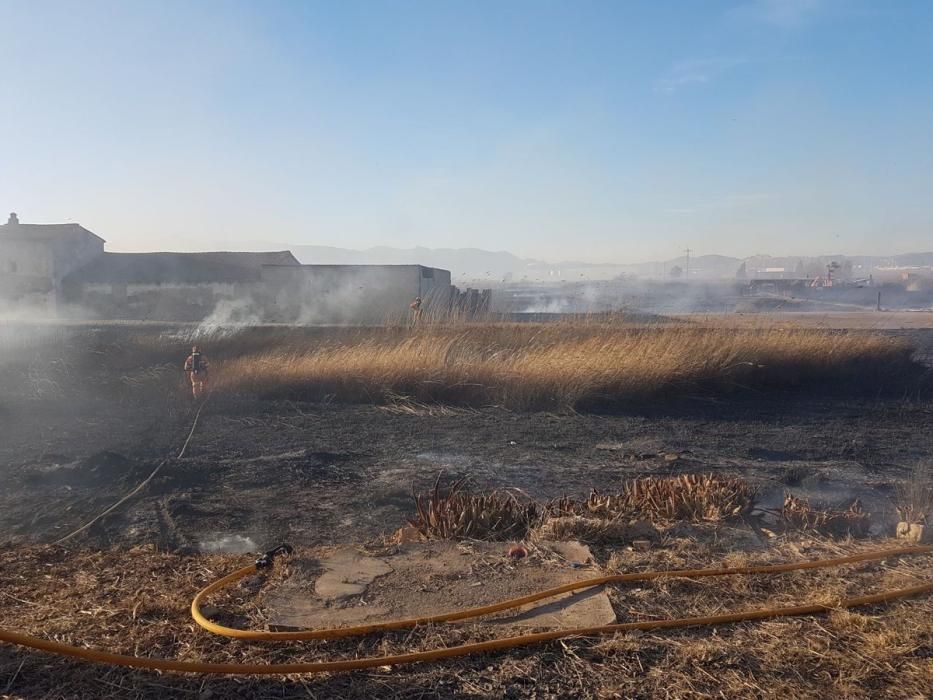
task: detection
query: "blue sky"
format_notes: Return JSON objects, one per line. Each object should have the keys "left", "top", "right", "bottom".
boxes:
{"left": 1, "top": 0, "right": 931, "bottom": 262}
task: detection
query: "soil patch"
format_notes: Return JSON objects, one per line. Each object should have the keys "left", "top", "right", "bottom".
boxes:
{"left": 264, "top": 541, "right": 615, "bottom": 632}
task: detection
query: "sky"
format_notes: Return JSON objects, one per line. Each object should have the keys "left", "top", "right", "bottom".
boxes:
{"left": 1, "top": 0, "right": 932, "bottom": 263}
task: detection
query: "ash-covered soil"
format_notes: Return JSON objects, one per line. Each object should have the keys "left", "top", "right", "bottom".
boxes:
{"left": 0, "top": 321, "right": 932, "bottom": 551}
{"left": 3, "top": 382, "right": 933, "bottom": 551}
{"left": 1, "top": 323, "right": 933, "bottom": 699}
{"left": 0, "top": 320, "right": 930, "bottom": 549}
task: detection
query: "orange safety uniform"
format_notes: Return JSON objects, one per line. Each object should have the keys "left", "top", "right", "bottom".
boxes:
{"left": 184, "top": 350, "right": 210, "bottom": 399}
{"left": 409, "top": 297, "right": 423, "bottom": 323}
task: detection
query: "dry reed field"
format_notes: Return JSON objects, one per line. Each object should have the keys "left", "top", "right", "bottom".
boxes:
{"left": 190, "top": 322, "right": 921, "bottom": 409}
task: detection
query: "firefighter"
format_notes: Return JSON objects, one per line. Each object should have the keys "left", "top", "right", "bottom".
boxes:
{"left": 409, "top": 296, "right": 423, "bottom": 324}
{"left": 184, "top": 345, "right": 210, "bottom": 399}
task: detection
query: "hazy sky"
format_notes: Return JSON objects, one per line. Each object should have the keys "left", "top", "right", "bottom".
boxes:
{"left": 2, "top": 0, "right": 932, "bottom": 262}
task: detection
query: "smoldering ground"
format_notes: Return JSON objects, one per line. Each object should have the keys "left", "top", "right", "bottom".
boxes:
{"left": 0, "top": 320, "right": 931, "bottom": 548}
{"left": 1, "top": 321, "right": 932, "bottom": 700}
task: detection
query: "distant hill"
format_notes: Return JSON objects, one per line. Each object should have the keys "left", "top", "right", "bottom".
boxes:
{"left": 889, "top": 252, "right": 933, "bottom": 267}
{"left": 282, "top": 245, "right": 744, "bottom": 282}
{"left": 608, "top": 254, "right": 743, "bottom": 279}
{"left": 264, "top": 243, "right": 933, "bottom": 283}
{"left": 284, "top": 244, "right": 538, "bottom": 281}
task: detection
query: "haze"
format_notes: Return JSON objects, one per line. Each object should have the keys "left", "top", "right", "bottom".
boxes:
{"left": 2, "top": 0, "right": 932, "bottom": 263}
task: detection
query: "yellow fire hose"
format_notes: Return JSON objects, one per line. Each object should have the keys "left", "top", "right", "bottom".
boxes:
{"left": 0, "top": 544, "right": 931, "bottom": 675}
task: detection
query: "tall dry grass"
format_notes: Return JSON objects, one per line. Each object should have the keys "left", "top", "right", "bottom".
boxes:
{"left": 203, "top": 322, "right": 919, "bottom": 409}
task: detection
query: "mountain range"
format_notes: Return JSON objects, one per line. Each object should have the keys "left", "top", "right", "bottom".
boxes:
{"left": 273, "top": 244, "right": 933, "bottom": 283}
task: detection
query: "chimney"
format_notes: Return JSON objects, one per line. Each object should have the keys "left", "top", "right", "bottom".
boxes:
{"left": 6, "top": 212, "right": 19, "bottom": 225}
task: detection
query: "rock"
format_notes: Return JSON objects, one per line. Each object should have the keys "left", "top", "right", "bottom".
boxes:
{"left": 547, "top": 540, "right": 594, "bottom": 565}
{"left": 896, "top": 521, "right": 927, "bottom": 544}
{"left": 238, "top": 574, "right": 265, "bottom": 593}
{"left": 392, "top": 526, "right": 423, "bottom": 544}
{"left": 198, "top": 605, "right": 221, "bottom": 620}
{"left": 627, "top": 519, "right": 660, "bottom": 541}
{"left": 314, "top": 549, "right": 393, "bottom": 600}
{"left": 507, "top": 544, "right": 528, "bottom": 560}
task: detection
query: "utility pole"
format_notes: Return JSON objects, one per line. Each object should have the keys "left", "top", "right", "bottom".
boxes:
{"left": 684, "top": 247, "right": 691, "bottom": 280}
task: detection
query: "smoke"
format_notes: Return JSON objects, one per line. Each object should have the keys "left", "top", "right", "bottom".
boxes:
{"left": 194, "top": 296, "right": 266, "bottom": 336}
{"left": 266, "top": 268, "right": 439, "bottom": 326}
{"left": 293, "top": 278, "right": 395, "bottom": 325}
{"left": 503, "top": 280, "right": 742, "bottom": 315}
{"left": 0, "top": 321, "right": 72, "bottom": 405}
{"left": 0, "top": 298, "right": 59, "bottom": 323}
{"left": 184, "top": 272, "right": 414, "bottom": 338}
{"left": 522, "top": 297, "right": 575, "bottom": 314}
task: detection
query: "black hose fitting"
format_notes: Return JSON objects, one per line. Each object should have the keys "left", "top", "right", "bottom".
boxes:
{"left": 255, "top": 543, "right": 294, "bottom": 570}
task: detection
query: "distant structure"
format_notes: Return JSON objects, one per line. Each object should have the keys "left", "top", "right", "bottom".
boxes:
{"left": 0, "top": 214, "right": 469, "bottom": 323}
{"left": 0, "top": 213, "right": 105, "bottom": 309}
{"left": 261, "top": 264, "right": 453, "bottom": 324}
{"left": 64, "top": 251, "right": 300, "bottom": 321}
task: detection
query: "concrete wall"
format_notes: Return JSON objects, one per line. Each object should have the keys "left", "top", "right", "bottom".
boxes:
{"left": 0, "top": 235, "right": 104, "bottom": 310}
{"left": 52, "top": 235, "right": 105, "bottom": 282}
{"left": 0, "top": 240, "right": 56, "bottom": 308}
{"left": 262, "top": 265, "right": 452, "bottom": 324}
{"left": 66, "top": 280, "right": 254, "bottom": 321}
{"left": 52, "top": 260, "right": 455, "bottom": 323}
{"left": 0, "top": 239, "right": 54, "bottom": 277}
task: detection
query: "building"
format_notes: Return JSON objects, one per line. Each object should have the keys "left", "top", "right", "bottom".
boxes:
{"left": 0, "top": 213, "right": 105, "bottom": 309}
{"left": 2, "top": 214, "right": 458, "bottom": 323}
{"left": 261, "top": 264, "right": 453, "bottom": 324}
{"left": 63, "top": 251, "right": 300, "bottom": 321}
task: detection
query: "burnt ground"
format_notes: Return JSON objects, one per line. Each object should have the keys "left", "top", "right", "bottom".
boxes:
{"left": 0, "top": 324, "right": 931, "bottom": 551}
{"left": 1, "top": 323, "right": 933, "bottom": 698}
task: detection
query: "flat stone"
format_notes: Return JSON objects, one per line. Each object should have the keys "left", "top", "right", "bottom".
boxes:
{"left": 896, "top": 521, "right": 927, "bottom": 544}
{"left": 265, "top": 541, "right": 616, "bottom": 633}
{"left": 314, "top": 549, "right": 393, "bottom": 600}
{"left": 489, "top": 584, "right": 616, "bottom": 630}
{"left": 198, "top": 605, "right": 222, "bottom": 620}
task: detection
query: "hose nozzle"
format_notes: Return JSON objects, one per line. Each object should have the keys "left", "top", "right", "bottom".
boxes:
{"left": 255, "top": 543, "right": 294, "bottom": 570}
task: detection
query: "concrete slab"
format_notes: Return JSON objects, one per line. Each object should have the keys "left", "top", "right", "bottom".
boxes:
{"left": 313, "top": 548, "right": 393, "bottom": 600}
{"left": 489, "top": 584, "right": 616, "bottom": 630}
{"left": 264, "top": 541, "right": 616, "bottom": 633}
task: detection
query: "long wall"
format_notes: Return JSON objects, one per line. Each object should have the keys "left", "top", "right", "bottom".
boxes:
{"left": 67, "top": 281, "right": 250, "bottom": 321}
{"left": 61, "top": 265, "right": 453, "bottom": 323}
{"left": 0, "top": 236, "right": 104, "bottom": 310}
{"left": 0, "top": 240, "right": 55, "bottom": 306}
{"left": 261, "top": 264, "right": 452, "bottom": 324}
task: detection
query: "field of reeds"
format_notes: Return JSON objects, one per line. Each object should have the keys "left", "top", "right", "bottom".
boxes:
{"left": 189, "top": 322, "right": 921, "bottom": 410}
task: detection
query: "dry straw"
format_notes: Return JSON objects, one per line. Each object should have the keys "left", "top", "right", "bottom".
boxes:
{"left": 782, "top": 494, "right": 872, "bottom": 537}
{"left": 198, "top": 321, "right": 915, "bottom": 410}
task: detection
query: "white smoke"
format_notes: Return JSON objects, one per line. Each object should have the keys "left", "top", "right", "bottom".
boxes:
{"left": 198, "top": 296, "right": 265, "bottom": 330}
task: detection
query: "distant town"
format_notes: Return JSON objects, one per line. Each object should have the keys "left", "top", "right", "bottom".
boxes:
{"left": 3, "top": 212, "right": 931, "bottom": 322}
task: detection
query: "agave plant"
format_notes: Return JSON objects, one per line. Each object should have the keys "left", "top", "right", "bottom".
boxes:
{"left": 894, "top": 464, "right": 933, "bottom": 526}
{"left": 408, "top": 475, "right": 544, "bottom": 541}
{"left": 582, "top": 474, "right": 756, "bottom": 523}
{"left": 782, "top": 494, "right": 871, "bottom": 537}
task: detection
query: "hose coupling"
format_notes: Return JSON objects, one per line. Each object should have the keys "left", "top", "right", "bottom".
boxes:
{"left": 255, "top": 543, "right": 294, "bottom": 570}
